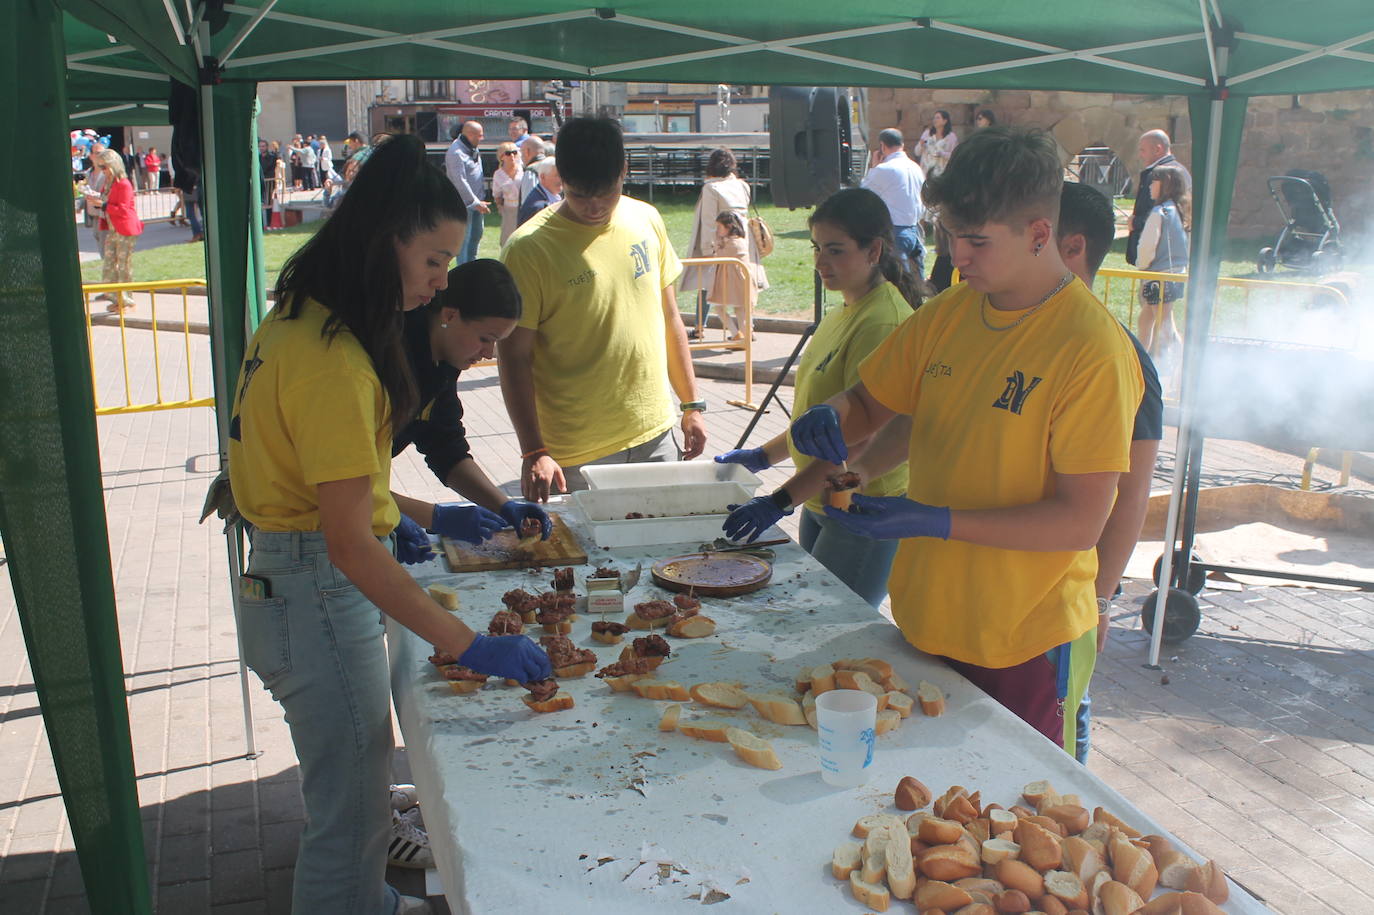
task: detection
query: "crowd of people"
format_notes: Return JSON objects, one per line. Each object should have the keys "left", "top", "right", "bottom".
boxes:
{"left": 83, "top": 103, "right": 1193, "bottom": 912}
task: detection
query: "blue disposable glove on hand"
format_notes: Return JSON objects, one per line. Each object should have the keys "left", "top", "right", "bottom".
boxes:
{"left": 823, "top": 494, "right": 952, "bottom": 541}
{"left": 393, "top": 514, "right": 435, "bottom": 564}
{"left": 498, "top": 499, "right": 552, "bottom": 540}
{"left": 430, "top": 503, "right": 506, "bottom": 544}
{"left": 458, "top": 634, "right": 553, "bottom": 682}
{"left": 790, "top": 404, "right": 847, "bottom": 464}
{"left": 714, "top": 448, "right": 771, "bottom": 474}
{"left": 722, "top": 496, "right": 787, "bottom": 544}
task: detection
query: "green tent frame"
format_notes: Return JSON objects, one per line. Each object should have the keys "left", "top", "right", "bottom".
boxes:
{"left": 3, "top": 1, "right": 1372, "bottom": 910}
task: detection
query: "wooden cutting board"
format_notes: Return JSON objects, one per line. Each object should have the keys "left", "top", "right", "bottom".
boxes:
{"left": 650, "top": 552, "right": 772, "bottom": 597}
{"left": 441, "top": 512, "right": 588, "bottom": 573}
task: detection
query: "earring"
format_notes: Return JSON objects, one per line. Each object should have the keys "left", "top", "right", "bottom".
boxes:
{"left": 439, "top": 322, "right": 448, "bottom": 329}
{"left": 1033, "top": 243, "right": 1043, "bottom": 256}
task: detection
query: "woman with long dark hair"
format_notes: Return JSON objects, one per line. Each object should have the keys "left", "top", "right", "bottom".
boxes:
{"left": 390, "top": 258, "right": 551, "bottom": 563}
{"left": 717, "top": 188, "right": 924, "bottom": 606}
{"left": 1136, "top": 162, "right": 1191, "bottom": 360}
{"left": 227, "top": 134, "right": 550, "bottom": 914}
{"left": 914, "top": 109, "right": 959, "bottom": 178}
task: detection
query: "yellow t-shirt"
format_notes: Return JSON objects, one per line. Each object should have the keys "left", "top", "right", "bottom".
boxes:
{"left": 859, "top": 278, "right": 1143, "bottom": 668}
{"left": 501, "top": 197, "right": 683, "bottom": 466}
{"left": 788, "top": 281, "right": 911, "bottom": 513}
{"left": 228, "top": 298, "right": 400, "bottom": 536}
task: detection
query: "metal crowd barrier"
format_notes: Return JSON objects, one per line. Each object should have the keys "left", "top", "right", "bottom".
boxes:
{"left": 81, "top": 279, "right": 213, "bottom": 415}
{"left": 681, "top": 256, "right": 758, "bottom": 410}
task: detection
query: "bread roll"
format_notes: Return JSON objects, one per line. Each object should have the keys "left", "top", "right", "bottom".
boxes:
{"left": 1184, "top": 859, "right": 1228, "bottom": 903}
{"left": 690, "top": 682, "right": 748, "bottom": 709}
{"left": 601, "top": 672, "right": 648, "bottom": 692}
{"left": 1093, "top": 807, "right": 1141, "bottom": 839}
{"left": 521, "top": 690, "right": 574, "bottom": 713}
{"left": 879, "top": 691, "right": 913, "bottom": 718}
{"left": 631, "top": 678, "right": 689, "bottom": 701}
{"left": 853, "top": 813, "right": 905, "bottom": 839}
{"left": 793, "top": 666, "right": 813, "bottom": 693}
{"left": 875, "top": 708, "right": 902, "bottom": 734}
{"left": 883, "top": 670, "right": 911, "bottom": 693}
{"left": 1025, "top": 814, "right": 1066, "bottom": 837}
{"left": 956, "top": 904, "right": 997, "bottom": 915}
{"left": 994, "top": 888, "right": 1032, "bottom": 913}
{"left": 981, "top": 837, "right": 1021, "bottom": 865}
{"left": 835, "top": 656, "right": 894, "bottom": 681}
{"left": 746, "top": 692, "right": 807, "bottom": 725}
{"left": 802, "top": 689, "right": 818, "bottom": 729}
{"left": 1043, "top": 804, "right": 1090, "bottom": 835}
{"left": 831, "top": 841, "right": 862, "bottom": 880}
{"left": 918, "top": 842, "right": 981, "bottom": 881}
{"left": 676, "top": 718, "right": 732, "bottom": 742}
{"left": 895, "top": 776, "right": 933, "bottom": 811}
{"left": 917, "top": 680, "right": 946, "bottom": 716}
{"left": 625, "top": 610, "right": 670, "bottom": 629}
{"left": 667, "top": 614, "right": 716, "bottom": 638}
{"left": 426, "top": 583, "right": 459, "bottom": 610}
{"left": 1042, "top": 870, "right": 1088, "bottom": 910}
{"left": 542, "top": 621, "right": 573, "bottom": 635}
{"left": 618, "top": 646, "right": 664, "bottom": 669}
{"left": 1021, "top": 780, "right": 1056, "bottom": 807}
{"left": 990, "top": 807, "right": 1019, "bottom": 836}
{"left": 994, "top": 859, "right": 1045, "bottom": 900}
{"left": 810, "top": 663, "right": 836, "bottom": 695}
{"left": 552, "top": 660, "right": 596, "bottom": 678}
{"left": 1155, "top": 849, "right": 1196, "bottom": 890}
{"left": 917, "top": 815, "right": 965, "bottom": 845}
{"left": 1015, "top": 820, "right": 1063, "bottom": 872}
{"left": 828, "top": 487, "right": 855, "bottom": 512}
{"left": 885, "top": 830, "right": 917, "bottom": 900}
{"left": 724, "top": 726, "right": 782, "bottom": 770}
{"left": 1141, "top": 834, "right": 1177, "bottom": 864}
{"left": 848, "top": 871, "right": 890, "bottom": 912}
{"left": 916, "top": 880, "right": 973, "bottom": 911}
{"left": 1061, "top": 836, "right": 1104, "bottom": 882}
{"left": 954, "top": 877, "right": 1005, "bottom": 899}
{"left": 447, "top": 679, "right": 485, "bottom": 695}
{"left": 1038, "top": 895, "right": 1069, "bottom": 915}
{"left": 1096, "top": 880, "right": 1144, "bottom": 915}
{"left": 1136, "top": 891, "right": 1224, "bottom": 915}
{"left": 966, "top": 816, "right": 992, "bottom": 845}
{"left": 1109, "top": 835, "right": 1158, "bottom": 899}
{"left": 860, "top": 846, "right": 886, "bottom": 886}
{"left": 591, "top": 629, "right": 624, "bottom": 645}
{"left": 658, "top": 703, "right": 681, "bottom": 732}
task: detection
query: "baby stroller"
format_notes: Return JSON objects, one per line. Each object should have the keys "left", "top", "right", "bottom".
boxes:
{"left": 1256, "top": 169, "right": 1342, "bottom": 273}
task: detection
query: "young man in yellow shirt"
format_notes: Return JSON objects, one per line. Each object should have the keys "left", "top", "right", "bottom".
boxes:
{"left": 499, "top": 117, "right": 707, "bottom": 499}
{"left": 789, "top": 128, "right": 1143, "bottom": 752}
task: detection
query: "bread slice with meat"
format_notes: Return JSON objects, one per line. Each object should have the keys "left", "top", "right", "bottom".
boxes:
{"left": 522, "top": 691, "right": 574, "bottom": 713}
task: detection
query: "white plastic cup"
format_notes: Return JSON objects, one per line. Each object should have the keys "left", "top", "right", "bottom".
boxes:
{"left": 816, "top": 689, "right": 878, "bottom": 787}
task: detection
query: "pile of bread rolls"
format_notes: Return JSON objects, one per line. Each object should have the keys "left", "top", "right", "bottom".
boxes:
{"left": 831, "top": 778, "right": 1231, "bottom": 914}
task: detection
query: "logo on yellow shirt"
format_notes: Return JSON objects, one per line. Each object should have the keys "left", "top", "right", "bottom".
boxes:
{"left": 629, "top": 239, "right": 651, "bottom": 279}
{"left": 993, "top": 370, "right": 1042, "bottom": 415}
{"left": 228, "top": 345, "right": 265, "bottom": 441}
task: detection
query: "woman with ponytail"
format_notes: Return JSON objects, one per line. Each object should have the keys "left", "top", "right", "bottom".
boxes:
{"left": 227, "top": 133, "right": 551, "bottom": 914}
{"left": 717, "top": 188, "right": 925, "bottom": 606}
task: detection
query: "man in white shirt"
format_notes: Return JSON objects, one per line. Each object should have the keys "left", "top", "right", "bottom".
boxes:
{"left": 445, "top": 120, "right": 489, "bottom": 264}
{"left": 860, "top": 128, "right": 927, "bottom": 275}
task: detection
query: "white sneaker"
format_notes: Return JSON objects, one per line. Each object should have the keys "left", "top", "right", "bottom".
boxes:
{"left": 390, "top": 783, "right": 420, "bottom": 813}
{"left": 393, "top": 894, "right": 431, "bottom": 914}
{"left": 388, "top": 808, "right": 434, "bottom": 870}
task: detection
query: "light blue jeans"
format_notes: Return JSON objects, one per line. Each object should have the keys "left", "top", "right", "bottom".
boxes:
{"left": 238, "top": 529, "right": 400, "bottom": 915}
{"left": 798, "top": 508, "right": 900, "bottom": 608}
{"left": 458, "top": 204, "right": 484, "bottom": 264}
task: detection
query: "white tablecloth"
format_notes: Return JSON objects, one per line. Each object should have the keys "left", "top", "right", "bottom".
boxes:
{"left": 389, "top": 504, "right": 1268, "bottom": 914}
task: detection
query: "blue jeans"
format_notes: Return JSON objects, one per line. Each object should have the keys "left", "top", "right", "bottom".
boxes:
{"left": 458, "top": 204, "right": 484, "bottom": 264}
{"left": 1075, "top": 692, "right": 1092, "bottom": 763}
{"left": 893, "top": 225, "right": 926, "bottom": 278}
{"left": 238, "top": 529, "right": 400, "bottom": 915}
{"left": 798, "top": 508, "right": 900, "bottom": 608}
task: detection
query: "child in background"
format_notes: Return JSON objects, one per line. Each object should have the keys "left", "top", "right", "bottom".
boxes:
{"left": 709, "top": 210, "right": 757, "bottom": 341}
{"left": 1135, "top": 162, "right": 1191, "bottom": 361}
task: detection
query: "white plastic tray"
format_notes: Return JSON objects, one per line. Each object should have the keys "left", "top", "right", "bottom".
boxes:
{"left": 580, "top": 460, "right": 762, "bottom": 492}
{"left": 571, "top": 481, "right": 752, "bottom": 548}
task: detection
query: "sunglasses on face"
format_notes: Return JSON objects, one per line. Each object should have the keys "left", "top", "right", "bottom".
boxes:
{"left": 501, "top": 151, "right": 519, "bottom": 157}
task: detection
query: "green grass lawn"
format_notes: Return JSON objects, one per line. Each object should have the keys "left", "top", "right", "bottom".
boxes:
{"left": 90, "top": 189, "right": 1345, "bottom": 334}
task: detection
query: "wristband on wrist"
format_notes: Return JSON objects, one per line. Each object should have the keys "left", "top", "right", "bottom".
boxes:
{"left": 1096, "top": 596, "right": 1111, "bottom": 615}
{"left": 768, "top": 487, "right": 793, "bottom": 514}
{"left": 521, "top": 447, "right": 548, "bottom": 461}
{"left": 680, "top": 400, "right": 707, "bottom": 413}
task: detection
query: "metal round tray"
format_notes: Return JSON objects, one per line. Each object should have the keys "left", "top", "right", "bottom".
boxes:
{"left": 649, "top": 552, "right": 772, "bottom": 597}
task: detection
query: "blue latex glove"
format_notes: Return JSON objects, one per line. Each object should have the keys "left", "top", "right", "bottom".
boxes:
{"left": 393, "top": 514, "right": 435, "bottom": 564}
{"left": 823, "top": 494, "right": 952, "bottom": 541}
{"left": 430, "top": 502, "right": 506, "bottom": 544}
{"left": 722, "top": 496, "right": 787, "bottom": 544}
{"left": 458, "top": 634, "right": 553, "bottom": 682}
{"left": 790, "top": 404, "right": 848, "bottom": 464}
{"left": 714, "top": 447, "right": 771, "bottom": 474}
{"left": 499, "top": 499, "right": 552, "bottom": 540}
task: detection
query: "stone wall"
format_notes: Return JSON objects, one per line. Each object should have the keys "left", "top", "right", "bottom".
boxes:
{"left": 866, "top": 87, "right": 1374, "bottom": 245}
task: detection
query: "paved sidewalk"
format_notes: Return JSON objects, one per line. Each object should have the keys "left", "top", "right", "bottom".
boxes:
{"left": 1, "top": 326, "right": 1372, "bottom": 912}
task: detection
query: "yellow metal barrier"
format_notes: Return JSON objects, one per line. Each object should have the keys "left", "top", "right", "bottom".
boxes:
{"left": 81, "top": 279, "right": 214, "bottom": 415}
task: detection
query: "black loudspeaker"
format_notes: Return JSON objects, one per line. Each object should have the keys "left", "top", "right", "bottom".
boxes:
{"left": 769, "top": 87, "right": 853, "bottom": 208}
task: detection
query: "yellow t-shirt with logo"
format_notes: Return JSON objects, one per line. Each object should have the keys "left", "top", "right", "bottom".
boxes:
{"left": 859, "top": 279, "right": 1143, "bottom": 668}
{"left": 228, "top": 298, "right": 400, "bottom": 536}
{"left": 788, "top": 281, "right": 911, "bottom": 513}
{"left": 501, "top": 197, "right": 683, "bottom": 466}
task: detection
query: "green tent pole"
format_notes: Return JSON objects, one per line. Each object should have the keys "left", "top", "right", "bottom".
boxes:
{"left": 1145, "top": 67, "right": 1249, "bottom": 666}
{"left": 0, "top": 1, "right": 152, "bottom": 911}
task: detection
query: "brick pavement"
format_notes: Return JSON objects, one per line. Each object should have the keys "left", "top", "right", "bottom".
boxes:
{"left": 1, "top": 325, "right": 1372, "bottom": 913}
